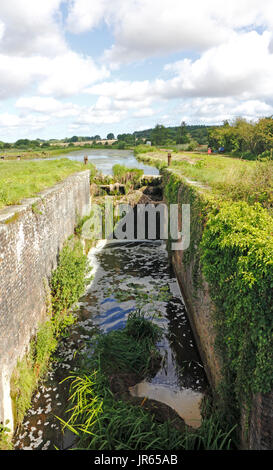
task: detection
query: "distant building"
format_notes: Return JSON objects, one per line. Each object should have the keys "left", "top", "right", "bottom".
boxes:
{"left": 146, "top": 141, "right": 152, "bottom": 146}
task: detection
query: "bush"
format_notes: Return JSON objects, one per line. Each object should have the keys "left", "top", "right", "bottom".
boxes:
{"left": 50, "top": 239, "right": 89, "bottom": 326}
{"left": 201, "top": 201, "right": 273, "bottom": 406}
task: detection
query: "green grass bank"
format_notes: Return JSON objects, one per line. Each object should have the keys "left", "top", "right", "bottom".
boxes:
{"left": 0, "top": 159, "right": 97, "bottom": 209}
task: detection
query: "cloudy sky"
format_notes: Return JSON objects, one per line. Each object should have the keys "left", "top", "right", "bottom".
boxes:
{"left": 0, "top": 0, "right": 273, "bottom": 141}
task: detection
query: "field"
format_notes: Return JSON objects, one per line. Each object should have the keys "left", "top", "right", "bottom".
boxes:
{"left": 0, "top": 159, "right": 96, "bottom": 209}
{"left": 0, "top": 146, "right": 92, "bottom": 160}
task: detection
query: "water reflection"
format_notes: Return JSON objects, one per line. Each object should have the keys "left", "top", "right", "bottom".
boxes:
{"left": 35, "top": 149, "right": 159, "bottom": 175}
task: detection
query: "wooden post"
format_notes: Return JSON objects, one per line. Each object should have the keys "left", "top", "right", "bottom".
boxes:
{"left": 168, "top": 152, "right": 172, "bottom": 166}
{"left": 84, "top": 155, "right": 88, "bottom": 165}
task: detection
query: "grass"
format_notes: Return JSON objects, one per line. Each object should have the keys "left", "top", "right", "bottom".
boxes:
{"left": 0, "top": 145, "right": 97, "bottom": 160}
{"left": 0, "top": 423, "right": 13, "bottom": 450}
{"left": 58, "top": 311, "right": 236, "bottom": 450}
{"left": 0, "top": 159, "right": 97, "bottom": 209}
{"left": 136, "top": 150, "right": 273, "bottom": 210}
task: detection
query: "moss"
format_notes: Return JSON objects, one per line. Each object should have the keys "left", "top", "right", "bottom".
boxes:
{"left": 4, "top": 212, "right": 21, "bottom": 224}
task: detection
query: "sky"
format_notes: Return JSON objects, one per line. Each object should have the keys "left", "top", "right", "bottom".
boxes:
{"left": 0, "top": 0, "right": 273, "bottom": 141}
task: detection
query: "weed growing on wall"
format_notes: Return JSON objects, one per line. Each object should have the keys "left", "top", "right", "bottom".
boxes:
{"left": 161, "top": 165, "right": 273, "bottom": 437}
{"left": 201, "top": 202, "right": 273, "bottom": 408}
{"left": 50, "top": 239, "right": 89, "bottom": 334}
{"left": 10, "top": 238, "right": 90, "bottom": 429}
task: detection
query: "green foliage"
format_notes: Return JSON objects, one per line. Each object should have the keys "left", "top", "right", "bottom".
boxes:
{"left": 208, "top": 116, "right": 273, "bottom": 158}
{"left": 137, "top": 149, "right": 273, "bottom": 211}
{"left": 50, "top": 240, "right": 89, "bottom": 331}
{"left": 112, "top": 164, "right": 144, "bottom": 190}
{"left": 162, "top": 165, "right": 273, "bottom": 435}
{"left": 134, "top": 145, "right": 157, "bottom": 155}
{"left": 11, "top": 239, "right": 89, "bottom": 427}
{"left": 59, "top": 371, "right": 185, "bottom": 450}
{"left": 135, "top": 124, "right": 212, "bottom": 145}
{"left": 201, "top": 201, "right": 273, "bottom": 407}
{"left": 59, "top": 314, "right": 235, "bottom": 450}
{"left": 90, "top": 311, "right": 163, "bottom": 378}
{"left": 0, "top": 159, "right": 97, "bottom": 209}
{"left": 0, "top": 422, "right": 13, "bottom": 450}
{"left": 10, "top": 353, "right": 37, "bottom": 426}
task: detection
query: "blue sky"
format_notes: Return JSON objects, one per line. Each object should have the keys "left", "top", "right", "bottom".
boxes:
{"left": 0, "top": 0, "right": 273, "bottom": 141}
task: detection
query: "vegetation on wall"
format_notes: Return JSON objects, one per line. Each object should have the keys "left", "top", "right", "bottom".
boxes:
{"left": 161, "top": 163, "right": 273, "bottom": 435}
{"left": 201, "top": 202, "right": 273, "bottom": 405}
{"left": 10, "top": 239, "right": 90, "bottom": 431}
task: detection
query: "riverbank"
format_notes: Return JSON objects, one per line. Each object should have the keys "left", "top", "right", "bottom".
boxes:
{"left": 0, "top": 145, "right": 136, "bottom": 160}
{"left": 136, "top": 150, "right": 273, "bottom": 211}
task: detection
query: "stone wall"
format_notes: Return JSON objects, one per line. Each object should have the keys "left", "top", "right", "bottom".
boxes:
{"left": 0, "top": 171, "right": 91, "bottom": 433}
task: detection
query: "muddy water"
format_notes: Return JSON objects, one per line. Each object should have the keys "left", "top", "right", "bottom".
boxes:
{"left": 13, "top": 240, "right": 207, "bottom": 450}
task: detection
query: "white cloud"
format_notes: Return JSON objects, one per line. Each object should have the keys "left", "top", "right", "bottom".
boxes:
{"left": 159, "top": 31, "right": 273, "bottom": 100}
{"left": 90, "top": 31, "right": 273, "bottom": 107}
{"left": 67, "top": 0, "right": 273, "bottom": 64}
{"left": 0, "top": 1, "right": 66, "bottom": 57}
{"left": 66, "top": 0, "right": 108, "bottom": 34}
{"left": 0, "top": 1, "right": 109, "bottom": 100}
{"left": 15, "top": 96, "right": 81, "bottom": 118}
{"left": 174, "top": 97, "right": 273, "bottom": 124}
{"left": 0, "top": 50, "right": 109, "bottom": 100}
{"left": 86, "top": 80, "right": 152, "bottom": 102}
{"left": 133, "top": 108, "right": 155, "bottom": 118}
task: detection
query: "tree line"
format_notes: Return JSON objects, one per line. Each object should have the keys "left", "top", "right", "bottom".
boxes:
{"left": 208, "top": 117, "right": 273, "bottom": 159}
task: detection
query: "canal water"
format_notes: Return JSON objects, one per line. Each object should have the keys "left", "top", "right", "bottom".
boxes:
{"left": 13, "top": 240, "right": 207, "bottom": 450}
{"left": 36, "top": 149, "right": 159, "bottom": 176}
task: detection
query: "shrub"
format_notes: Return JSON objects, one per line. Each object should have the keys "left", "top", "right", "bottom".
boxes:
{"left": 50, "top": 239, "right": 89, "bottom": 330}
{"left": 201, "top": 201, "right": 273, "bottom": 406}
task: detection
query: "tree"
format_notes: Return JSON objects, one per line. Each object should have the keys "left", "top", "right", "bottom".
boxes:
{"left": 107, "top": 133, "right": 115, "bottom": 140}
{"left": 176, "top": 121, "right": 190, "bottom": 144}
{"left": 151, "top": 124, "right": 168, "bottom": 146}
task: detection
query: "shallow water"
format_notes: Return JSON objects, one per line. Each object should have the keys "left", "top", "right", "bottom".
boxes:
{"left": 13, "top": 240, "right": 207, "bottom": 450}
{"left": 34, "top": 149, "right": 159, "bottom": 175}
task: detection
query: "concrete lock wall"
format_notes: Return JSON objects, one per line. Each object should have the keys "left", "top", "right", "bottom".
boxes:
{"left": 0, "top": 171, "right": 91, "bottom": 433}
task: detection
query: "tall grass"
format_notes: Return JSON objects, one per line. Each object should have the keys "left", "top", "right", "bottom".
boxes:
{"left": 112, "top": 164, "right": 144, "bottom": 188}
{"left": 58, "top": 313, "right": 237, "bottom": 450}
{"left": 136, "top": 150, "right": 273, "bottom": 209}
{"left": 0, "top": 159, "right": 97, "bottom": 209}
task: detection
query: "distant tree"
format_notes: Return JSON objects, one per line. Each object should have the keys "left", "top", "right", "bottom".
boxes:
{"left": 117, "top": 141, "right": 126, "bottom": 149}
{"left": 151, "top": 124, "right": 168, "bottom": 146}
{"left": 176, "top": 121, "right": 190, "bottom": 144}
{"left": 107, "top": 133, "right": 115, "bottom": 140}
